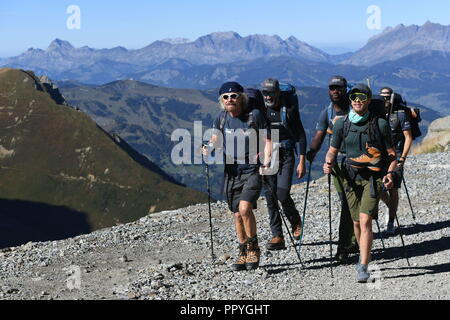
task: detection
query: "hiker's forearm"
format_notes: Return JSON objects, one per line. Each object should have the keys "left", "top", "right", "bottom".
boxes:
{"left": 325, "top": 146, "right": 338, "bottom": 164}
{"left": 401, "top": 130, "right": 413, "bottom": 158}
{"left": 310, "top": 130, "right": 326, "bottom": 152}
{"left": 387, "top": 148, "right": 398, "bottom": 172}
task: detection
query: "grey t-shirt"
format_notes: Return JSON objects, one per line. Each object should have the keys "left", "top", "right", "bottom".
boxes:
{"left": 212, "top": 109, "right": 267, "bottom": 173}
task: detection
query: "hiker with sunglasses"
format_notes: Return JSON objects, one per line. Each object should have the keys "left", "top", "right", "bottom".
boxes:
{"left": 379, "top": 87, "right": 413, "bottom": 234}
{"left": 323, "top": 83, "right": 398, "bottom": 282}
{"left": 306, "top": 76, "right": 357, "bottom": 264}
{"left": 260, "top": 78, "right": 307, "bottom": 251}
{"left": 203, "top": 81, "right": 271, "bottom": 271}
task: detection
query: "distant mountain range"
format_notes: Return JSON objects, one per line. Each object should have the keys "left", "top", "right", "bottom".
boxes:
{"left": 2, "top": 22, "right": 449, "bottom": 115}
{"left": 0, "top": 68, "right": 207, "bottom": 247}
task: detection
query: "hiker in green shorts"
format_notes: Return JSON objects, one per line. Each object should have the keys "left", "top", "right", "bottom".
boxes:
{"left": 323, "top": 83, "right": 398, "bottom": 282}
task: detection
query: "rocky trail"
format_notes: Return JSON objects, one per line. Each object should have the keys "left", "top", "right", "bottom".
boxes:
{"left": 0, "top": 152, "right": 449, "bottom": 300}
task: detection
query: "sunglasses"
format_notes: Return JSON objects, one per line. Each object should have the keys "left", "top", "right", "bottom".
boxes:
{"left": 222, "top": 93, "right": 240, "bottom": 100}
{"left": 329, "top": 85, "right": 345, "bottom": 91}
{"left": 262, "top": 90, "right": 277, "bottom": 97}
{"left": 349, "top": 92, "right": 369, "bottom": 102}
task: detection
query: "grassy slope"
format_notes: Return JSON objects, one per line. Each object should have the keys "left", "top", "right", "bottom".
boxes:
{"left": 0, "top": 68, "right": 207, "bottom": 230}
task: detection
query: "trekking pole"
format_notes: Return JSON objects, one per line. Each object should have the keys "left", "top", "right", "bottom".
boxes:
{"left": 375, "top": 219, "right": 386, "bottom": 250}
{"left": 297, "top": 160, "right": 312, "bottom": 255}
{"left": 382, "top": 185, "right": 410, "bottom": 267}
{"left": 327, "top": 170, "right": 334, "bottom": 278}
{"left": 401, "top": 175, "right": 417, "bottom": 223}
{"left": 263, "top": 176, "right": 304, "bottom": 267}
{"left": 394, "top": 214, "right": 411, "bottom": 267}
{"left": 205, "top": 162, "right": 215, "bottom": 262}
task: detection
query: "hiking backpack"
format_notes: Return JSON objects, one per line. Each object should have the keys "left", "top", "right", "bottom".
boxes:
{"left": 342, "top": 106, "right": 390, "bottom": 173}
{"left": 389, "top": 93, "right": 422, "bottom": 140}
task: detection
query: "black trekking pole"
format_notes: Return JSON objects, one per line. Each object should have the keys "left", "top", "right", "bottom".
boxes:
{"left": 394, "top": 213, "right": 411, "bottom": 267}
{"left": 263, "top": 176, "right": 304, "bottom": 267}
{"left": 375, "top": 218, "right": 386, "bottom": 250}
{"left": 297, "top": 160, "right": 312, "bottom": 255}
{"left": 205, "top": 163, "right": 216, "bottom": 262}
{"left": 382, "top": 185, "right": 410, "bottom": 267}
{"left": 402, "top": 174, "right": 417, "bottom": 223}
{"left": 327, "top": 170, "right": 334, "bottom": 278}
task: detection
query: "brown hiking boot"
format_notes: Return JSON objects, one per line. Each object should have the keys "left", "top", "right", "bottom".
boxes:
{"left": 231, "top": 243, "right": 247, "bottom": 271}
{"left": 266, "top": 236, "right": 286, "bottom": 251}
{"left": 292, "top": 221, "right": 302, "bottom": 241}
{"left": 246, "top": 239, "right": 261, "bottom": 270}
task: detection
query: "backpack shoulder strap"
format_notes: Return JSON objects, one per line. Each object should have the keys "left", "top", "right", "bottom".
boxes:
{"left": 342, "top": 114, "right": 351, "bottom": 139}
{"left": 327, "top": 103, "right": 334, "bottom": 126}
{"left": 219, "top": 110, "right": 227, "bottom": 132}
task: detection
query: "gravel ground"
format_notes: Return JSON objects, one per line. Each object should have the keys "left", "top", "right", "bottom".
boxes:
{"left": 0, "top": 152, "right": 449, "bottom": 300}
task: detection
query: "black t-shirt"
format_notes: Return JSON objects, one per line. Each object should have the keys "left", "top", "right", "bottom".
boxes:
{"left": 266, "top": 106, "right": 291, "bottom": 142}
{"left": 388, "top": 109, "right": 411, "bottom": 153}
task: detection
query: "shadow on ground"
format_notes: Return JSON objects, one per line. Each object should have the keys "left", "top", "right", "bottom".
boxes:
{"left": 0, "top": 198, "right": 91, "bottom": 249}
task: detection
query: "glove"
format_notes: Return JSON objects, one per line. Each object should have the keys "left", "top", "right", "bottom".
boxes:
{"left": 306, "top": 149, "right": 316, "bottom": 162}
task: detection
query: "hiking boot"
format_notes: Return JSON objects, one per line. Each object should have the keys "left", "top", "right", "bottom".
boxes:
{"left": 335, "top": 247, "right": 349, "bottom": 264}
{"left": 356, "top": 264, "right": 370, "bottom": 283}
{"left": 231, "top": 242, "right": 247, "bottom": 272}
{"left": 266, "top": 236, "right": 286, "bottom": 251}
{"left": 246, "top": 238, "right": 261, "bottom": 270}
{"left": 347, "top": 143, "right": 382, "bottom": 171}
{"left": 292, "top": 221, "right": 302, "bottom": 241}
{"left": 386, "top": 222, "right": 396, "bottom": 235}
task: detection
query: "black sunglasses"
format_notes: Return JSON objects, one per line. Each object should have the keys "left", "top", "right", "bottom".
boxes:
{"left": 262, "top": 90, "right": 277, "bottom": 97}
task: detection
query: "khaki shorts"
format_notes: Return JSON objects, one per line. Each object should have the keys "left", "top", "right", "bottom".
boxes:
{"left": 342, "top": 178, "right": 382, "bottom": 222}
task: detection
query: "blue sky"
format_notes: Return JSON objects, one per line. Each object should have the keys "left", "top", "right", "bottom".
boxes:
{"left": 1, "top": 0, "right": 449, "bottom": 57}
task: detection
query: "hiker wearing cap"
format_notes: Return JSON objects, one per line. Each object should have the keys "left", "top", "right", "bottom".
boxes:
{"left": 260, "top": 78, "right": 307, "bottom": 250}
{"left": 323, "top": 83, "right": 398, "bottom": 282}
{"left": 379, "top": 87, "right": 413, "bottom": 234}
{"left": 306, "top": 76, "right": 356, "bottom": 263}
{"left": 203, "top": 81, "right": 271, "bottom": 271}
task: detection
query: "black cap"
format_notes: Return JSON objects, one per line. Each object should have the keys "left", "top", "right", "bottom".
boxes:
{"left": 219, "top": 81, "right": 244, "bottom": 95}
{"left": 261, "top": 78, "right": 280, "bottom": 92}
{"left": 350, "top": 83, "right": 372, "bottom": 98}
{"left": 328, "top": 76, "right": 347, "bottom": 88}
{"left": 379, "top": 87, "right": 393, "bottom": 96}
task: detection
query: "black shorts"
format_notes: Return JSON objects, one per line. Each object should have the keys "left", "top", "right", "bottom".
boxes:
{"left": 225, "top": 169, "right": 262, "bottom": 213}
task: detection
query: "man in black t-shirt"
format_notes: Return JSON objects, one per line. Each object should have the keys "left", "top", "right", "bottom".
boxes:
{"left": 306, "top": 76, "right": 356, "bottom": 263}
{"left": 379, "top": 88, "right": 413, "bottom": 234}
{"left": 261, "top": 78, "right": 306, "bottom": 251}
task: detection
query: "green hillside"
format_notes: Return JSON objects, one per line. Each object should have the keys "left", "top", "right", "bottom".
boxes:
{"left": 0, "top": 68, "right": 207, "bottom": 235}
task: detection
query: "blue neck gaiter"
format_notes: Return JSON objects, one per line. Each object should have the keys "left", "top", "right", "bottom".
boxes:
{"left": 349, "top": 109, "right": 370, "bottom": 124}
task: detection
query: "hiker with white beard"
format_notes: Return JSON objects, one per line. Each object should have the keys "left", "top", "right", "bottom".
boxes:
{"left": 203, "top": 81, "right": 271, "bottom": 271}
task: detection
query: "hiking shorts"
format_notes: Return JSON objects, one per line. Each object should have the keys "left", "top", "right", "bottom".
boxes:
{"left": 225, "top": 169, "right": 262, "bottom": 213}
{"left": 343, "top": 178, "right": 382, "bottom": 222}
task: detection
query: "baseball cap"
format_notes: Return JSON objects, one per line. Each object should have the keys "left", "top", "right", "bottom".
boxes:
{"left": 328, "top": 76, "right": 347, "bottom": 88}
{"left": 349, "top": 83, "right": 372, "bottom": 98}
{"left": 261, "top": 78, "right": 280, "bottom": 92}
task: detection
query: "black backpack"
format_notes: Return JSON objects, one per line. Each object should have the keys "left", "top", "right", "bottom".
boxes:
{"left": 389, "top": 93, "right": 422, "bottom": 140}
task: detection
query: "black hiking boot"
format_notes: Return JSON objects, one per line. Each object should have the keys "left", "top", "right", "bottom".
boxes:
{"left": 335, "top": 246, "right": 350, "bottom": 264}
